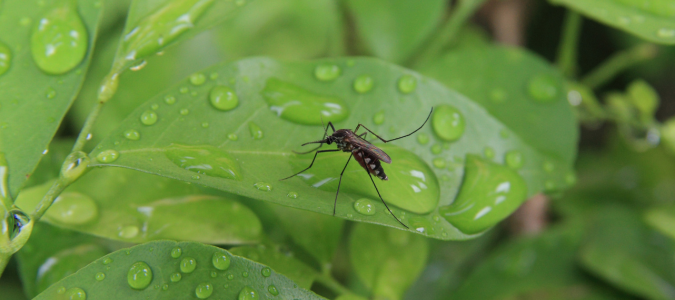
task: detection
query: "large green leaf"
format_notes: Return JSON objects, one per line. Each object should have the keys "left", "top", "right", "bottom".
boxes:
{"left": 89, "top": 57, "right": 572, "bottom": 240}
{"left": 549, "top": 0, "right": 675, "bottom": 45}
{"left": 0, "top": 0, "right": 102, "bottom": 197}
{"left": 230, "top": 245, "right": 318, "bottom": 289}
{"left": 418, "top": 45, "right": 578, "bottom": 168}
{"left": 33, "top": 240, "right": 324, "bottom": 300}
{"left": 345, "top": 0, "right": 446, "bottom": 63}
{"left": 579, "top": 206, "right": 675, "bottom": 300}
{"left": 16, "top": 168, "right": 262, "bottom": 244}
{"left": 349, "top": 222, "right": 428, "bottom": 300}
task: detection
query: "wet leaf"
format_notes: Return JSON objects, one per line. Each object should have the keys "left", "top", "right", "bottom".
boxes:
{"left": 349, "top": 222, "right": 428, "bottom": 300}
{"left": 548, "top": 0, "right": 675, "bottom": 45}
{"left": 32, "top": 240, "right": 324, "bottom": 300}
{"left": 16, "top": 167, "right": 262, "bottom": 244}
{"left": 0, "top": 0, "right": 102, "bottom": 197}
{"left": 230, "top": 245, "right": 317, "bottom": 289}
{"left": 345, "top": 0, "right": 446, "bottom": 63}
{"left": 90, "top": 57, "right": 574, "bottom": 240}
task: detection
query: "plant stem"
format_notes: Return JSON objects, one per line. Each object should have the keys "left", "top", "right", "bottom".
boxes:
{"left": 581, "top": 43, "right": 658, "bottom": 89}
{"left": 556, "top": 11, "right": 582, "bottom": 78}
{"left": 408, "top": 0, "right": 488, "bottom": 68}
{"left": 316, "top": 273, "right": 354, "bottom": 297}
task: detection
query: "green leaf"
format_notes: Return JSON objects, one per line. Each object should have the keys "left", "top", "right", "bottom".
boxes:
{"left": 230, "top": 245, "right": 317, "bottom": 289}
{"left": 16, "top": 167, "right": 262, "bottom": 244}
{"left": 0, "top": 0, "right": 103, "bottom": 197}
{"left": 579, "top": 206, "right": 675, "bottom": 300}
{"left": 16, "top": 223, "right": 109, "bottom": 298}
{"left": 644, "top": 206, "right": 675, "bottom": 240}
{"left": 0, "top": 269, "right": 29, "bottom": 300}
{"left": 349, "top": 222, "right": 428, "bottom": 300}
{"left": 24, "top": 139, "right": 74, "bottom": 189}
{"left": 270, "top": 205, "right": 343, "bottom": 267}
{"left": 345, "top": 0, "right": 446, "bottom": 63}
{"left": 548, "top": 0, "right": 675, "bottom": 45}
{"left": 32, "top": 240, "right": 325, "bottom": 300}
{"left": 418, "top": 45, "right": 578, "bottom": 169}
{"left": 90, "top": 57, "right": 572, "bottom": 240}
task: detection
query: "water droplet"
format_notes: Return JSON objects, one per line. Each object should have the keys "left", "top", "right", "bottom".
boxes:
{"left": 261, "top": 267, "right": 271, "bottom": 277}
{"left": 0, "top": 43, "right": 11, "bottom": 76}
{"left": 432, "top": 105, "right": 465, "bottom": 142}
{"left": 227, "top": 274, "right": 234, "bottom": 280}
{"left": 262, "top": 79, "right": 349, "bottom": 125}
{"left": 439, "top": 155, "right": 527, "bottom": 234}
{"left": 397, "top": 74, "right": 417, "bottom": 94}
{"left": 165, "top": 144, "right": 242, "bottom": 180}
{"left": 228, "top": 134, "right": 238, "bottom": 141}
{"left": 195, "top": 282, "right": 213, "bottom": 299}
{"left": 242, "top": 271, "right": 249, "bottom": 278}
{"left": 212, "top": 252, "right": 231, "bottom": 270}
{"left": 46, "top": 88, "right": 56, "bottom": 99}
{"left": 314, "top": 64, "right": 341, "bottom": 81}
{"left": 95, "top": 272, "right": 105, "bottom": 281}
{"left": 170, "top": 272, "right": 182, "bottom": 282}
{"left": 209, "top": 85, "right": 238, "bottom": 111}
{"left": 180, "top": 108, "right": 189, "bottom": 115}
{"left": 60, "top": 151, "right": 90, "bottom": 181}
{"left": 180, "top": 257, "right": 197, "bottom": 273}
{"left": 254, "top": 182, "right": 272, "bottom": 191}
{"left": 124, "top": 129, "right": 140, "bottom": 140}
{"left": 127, "top": 261, "right": 152, "bottom": 290}
{"left": 162, "top": 284, "right": 168, "bottom": 290}
{"left": 373, "top": 111, "right": 385, "bottom": 125}
{"left": 409, "top": 217, "right": 434, "bottom": 234}
{"left": 527, "top": 74, "right": 558, "bottom": 102}
{"left": 249, "top": 122, "right": 263, "bottom": 139}
{"left": 210, "top": 271, "right": 217, "bottom": 277}
{"left": 490, "top": 88, "right": 507, "bottom": 103}
{"left": 150, "top": 103, "right": 159, "bottom": 110}
{"left": 102, "top": 258, "right": 112, "bottom": 265}
{"left": 180, "top": 87, "right": 189, "bottom": 94}
{"left": 209, "top": 72, "right": 218, "bottom": 80}
{"left": 118, "top": 225, "right": 139, "bottom": 239}
{"left": 190, "top": 73, "right": 206, "bottom": 86}
{"left": 96, "top": 150, "right": 119, "bottom": 163}
{"left": 417, "top": 133, "right": 429, "bottom": 145}
{"left": 505, "top": 150, "right": 523, "bottom": 169}
{"left": 46, "top": 192, "right": 97, "bottom": 225}
{"left": 484, "top": 147, "right": 495, "bottom": 159}
{"left": 238, "top": 286, "right": 258, "bottom": 300}
{"left": 283, "top": 191, "right": 298, "bottom": 199}
{"left": 31, "top": 3, "right": 88, "bottom": 74}
{"left": 171, "top": 247, "right": 182, "bottom": 258}
{"left": 354, "top": 198, "right": 376, "bottom": 215}
{"left": 268, "top": 285, "right": 279, "bottom": 296}
{"left": 543, "top": 161, "right": 554, "bottom": 173}
{"left": 140, "top": 110, "right": 157, "bottom": 125}
{"left": 431, "top": 144, "right": 442, "bottom": 155}
{"left": 164, "top": 95, "right": 176, "bottom": 105}
{"left": 129, "top": 59, "right": 147, "bottom": 71}
{"left": 432, "top": 158, "right": 445, "bottom": 169}
{"left": 65, "top": 287, "right": 86, "bottom": 300}
{"left": 657, "top": 28, "right": 675, "bottom": 38}
{"left": 353, "top": 74, "right": 374, "bottom": 93}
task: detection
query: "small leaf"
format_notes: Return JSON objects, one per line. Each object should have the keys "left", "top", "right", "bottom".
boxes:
{"left": 345, "top": 0, "right": 446, "bottom": 63}
{"left": 230, "top": 245, "right": 317, "bottom": 289}
{"left": 349, "top": 222, "right": 428, "bottom": 300}
{"left": 0, "top": 0, "right": 103, "bottom": 197}
{"left": 16, "top": 167, "right": 262, "bottom": 244}
{"left": 548, "top": 0, "right": 675, "bottom": 45}
{"left": 32, "top": 240, "right": 325, "bottom": 300}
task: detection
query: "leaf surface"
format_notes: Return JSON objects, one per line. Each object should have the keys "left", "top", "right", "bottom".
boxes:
{"left": 230, "top": 245, "right": 317, "bottom": 289}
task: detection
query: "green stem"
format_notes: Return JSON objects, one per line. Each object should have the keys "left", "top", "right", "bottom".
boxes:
{"left": 581, "top": 43, "right": 658, "bottom": 89}
{"left": 408, "top": 0, "right": 488, "bottom": 68}
{"left": 31, "top": 179, "right": 66, "bottom": 221}
{"left": 556, "top": 11, "right": 582, "bottom": 78}
{"left": 316, "top": 273, "right": 354, "bottom": 297}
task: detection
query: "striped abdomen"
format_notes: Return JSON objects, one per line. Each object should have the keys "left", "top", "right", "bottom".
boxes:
{"left": 354, "top": 150, "right": 388, "bottom": 180}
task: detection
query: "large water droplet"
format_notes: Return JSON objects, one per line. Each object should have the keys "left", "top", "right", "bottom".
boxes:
{"left": 353, "top": 74, "right": 374, "bottom": 93}
{"left": 65, "top": 287, "right": 86, "bottom": 300}
{"left": 30, "top": 2, "right": 88, "bottom": 74}
{"left": 262, "top": 79, "right": 349, "bottom": 125}
{"left": 46, "top": 192, "right": 97, "bottom": 225}
{"left": 505, "top": 150, "right": 523, "bottom": 169}
{"left": 140, "top": 110, "right": 157, "bottom": 125}
{"left": 60, "top": 151, "right": 90, "bottom": 181}
{"left": 254, "top": 182, "right": 272, "bottom": 191}
{"left": 195, "top": 282, "right": 213, "bottom": 299}
{"left": 212, "top": 252, "right": 231, "bottom": 270}
{"left": 267, "top": 285, "right": 279, "bottom": 296}
{"left": 248, "top": 122, "right": 263, "bottom": 139}
{"left": 354, "top": 198, "right": 376, "bottom": 215}
{"left": 397, "top": 74, "right": 417, "bottom": 94}
{"left": 432, "top": 105, "right": 465, "bottom": 142}
{"left": 238, "top": 286, "right": 258, "bottom": 300}
{"left": 124, "top": 129, "right": 140, "bottom": 141}
{"left": 127, "top": 261, "right": 152, "bottom": 290}
{"left": 180, "top": 257, "right": 197, "bottom": 273}
{"left": 209, "top": 85, "right": 238, "bottom": 111}
{"left": 314, "top": 64, "right": 341, "bottom": 81}
{"left": 96, "top": 150, "right": 119, "bottom": 163}
{"left": 439, "top": 155, "right": 527, "bottom": 234}
{"left": 164, "top": 144, "right": 242, "bottom": 180}
{"left": 527, "top": 74, "right": 558, "bottom": 102}
{"left": 0, "top": 43, "right": 11, "bottom": 76}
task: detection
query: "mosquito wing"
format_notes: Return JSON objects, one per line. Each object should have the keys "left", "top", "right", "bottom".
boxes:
{"left": 350, "top": 137, "right": 392, "bottom": 164}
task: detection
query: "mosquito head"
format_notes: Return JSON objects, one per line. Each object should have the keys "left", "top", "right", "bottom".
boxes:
{"left": 325, "top": 136, "right": 335, "bottom": 145}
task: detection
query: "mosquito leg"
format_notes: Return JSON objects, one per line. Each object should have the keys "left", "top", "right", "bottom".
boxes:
{"left": 365, "top": 168, "right": 409, "bottom": 229}
{"left": 333, "top": 153, "right": 353, "bottom": 216}
{"left": 354, "top": 108, "right": 433, "bottom": 143}
{"left": 280, "top": 149, "right": 340, "bottom": 181}
{"left": 293, "top": 145, "right": 322, "bottom": 155}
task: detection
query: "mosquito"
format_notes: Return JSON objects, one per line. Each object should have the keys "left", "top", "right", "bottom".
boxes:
{"left": 280, "top": 108, "right": 434, "bottom": 229}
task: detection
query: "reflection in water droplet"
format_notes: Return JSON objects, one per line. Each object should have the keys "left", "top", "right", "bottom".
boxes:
{"left": 287, "top": 191, "right": 298, "bottom": 198}
{"left": 140, "top": 110, "right": 158, "bottom": 125}
{"left": 129, "top": 59, "right": 147, "bottom": 71}
{"left": 439, "top": 155, "right": 527, "bottom": 234}
{"left": 65, "top": 287, "right": 86, "bottom": 300}
{"left": 314, "top": 64, "right": 341, "bottom": 81}
{"left": 60, "top": 151, "right": 90, "bottom": 181}
{"left": 262, "top": 79, "right": 349, "bottom": 125}
{"left": 409, "top": 217, "right": 434, "bottom": 234}
{"left": 242, "top": 271, "right": 249, "bottom": 278}
{"left": 171, "top": 247, "right": 182, "bottom": 258}
{"left": 238, "top": 286, "right": 258, "bottom": 300}
{"left": 170, "top": 272, "right": 182, "bottom": 282}
{"left": 118, "top": 225, "right": 139, "bottom": 239}
{"left": 249, "top": 122, "right": 263, "bottom": 139}
{"left": 398, "top": 74, "right": 417, "bottom": 94}
{"left": 268, "top": 285, "right": 279, "bottom": 296}
{"left": 0, "top": 43, "right": 11, "bottom": 76}
{"left": 261, "top": 267, "right": 271, "bottom": 277}
{"left": 102, "top": 258, "right": 112, "bottom": 265}
{"left": 212, "top": 252, "right": 231, "bottom": 270}
{"left": 127, "top": 261, "right": 153, "bottom": 290}
{"left": 47, "top": 192, "right": 97, "bottom": 225}
{"left": 190, "top": 73, "right": 206, "bottom": 86}
{"left": 95, "top": 272, "right": 105, "bottom": 281}
{"left": 353, "top": 74, "right": 374, "bottom": 93}
{"left": 354, "top": 198, "right": 376, "bottom": 215}
{"left": 254, "top": 182, "right": 272, "bottom": 191}
{"left": 432, "top": 105, "right": 465, "bottom": 142}
{"left": 96, "top": 150, "right": 119, "bottom": 163}
{"left": 209, "top": 85, "right": 238, "bottom": 111}
{"left": 164, "top": 144, "right": 242, "bottom": 180}
{"left": 195, "top": 282, "right": 213, "bottom": 299}
{"left": 180, "top": 257, "right": 197, "bottom": 273}
{"left": 31, "top": 3, "right": 88, "bottom": 74}
{"left": 124, "top": 129, "right": 140, "bottom": 141}
{"left": 373, "top": 111, "right": 385, "bottom": 125}
{"left": 505, "top": 150, "right": 523, "bottom": 169}
{"left": 527, "top": 74, "right": 558, "bottom": 102}
{"left": 417, "top": 133, "right": 429, "bottom": 145}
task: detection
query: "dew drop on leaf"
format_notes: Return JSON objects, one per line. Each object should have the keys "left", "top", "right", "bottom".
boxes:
{"left": 170, "top": 272, "right": 182, "bottom": 282}
{"left": 0, "top": 43, "right": 11, "bottom": 76}
{"left": 47, "top": 192, "right": 97, "bottom": 225}
{"left": 248, "top": 122, "right": 263, "bottom": 139}
{"left": 261, "top": 267, "right": 271, "bottom": 277}
{"left": 195, "top": 282, "right": 213, "bottom": 299}
{"left": 416, "top": 133, "right": 429, "bottom": 145}
{"left": 268, "top": 285, "right": 279, "bottom": 296}
{"left": 286, "top": 191, "right": 298, "bottom": 198}
{"left": 209, "top": 86, "right": 238, "bottom": 111}
{"left": 262, "top": 79, "right": 349, "bottom": 125}
{"left": 127, "top": 261, "right": 153, "bottom": 290}
{"left": 353, "top": 74, "right": 374, "bottom": 93}
{"left": 254, "top": 182, "right": 272, "bottom": 191}
{"left": 60, "top": 151, "right": 90, "bottom": 181}
{"left": 164, "top": 144, "right": 242, "bottom": 180}
{"left": 505, "top": 150, "right": 523, "bottom": 169}
{"left": 96, "top": 150, "right": 119, "bottom": 163}
{"left": 353, "top": 198, "right": 376, "bottom": 215}
{"left": 242, "top": 271, "right": 249, "bottom": 278}
{"left": 180, "top": 108, "right": 189, "bottom": 115}
{"left": 432, "top": 105, "right": 465, "bottom": 142}
{"left": 164, "top": 95, "right": 176, "bottom": 105}
{"left": 373, "top": 110, "right": 385, "bottom": 125}
{"left": 238, "top": 286, "right": 258, "bottom": 300}
{"left": 527, "top": 74, "right": 558, "bottom": 102}
{"left": 46, "top": 88, "right": 56, "bottom": 99}
{"left": 431, "top": 144, "right": 442, "bottom": 155}
{"left": 180, "top": 257, "right": 197, "bottom": 273}
{"left": 432, "top": 158, "right": 445, "bottom": 169}
{"left": 212, "top": 252, "right": 231, "bottom": 270}
{"left": 409, "top": 217, "right": 434, "bottom": 234}
{"left": 30, "top": 2, "right": 88, "bottom": 74}
{"left": 102, "top": 258, "right": 112, "bottom": 265}
{"left": 228, "top": 133, "right": 238, "bottom": 141}
{"left": 190, "top": 73, "right": 206, "bottom": 86}
{"left": 124, "top": 129, "right": 140, "bottom": 140}
{"left": 171, "top": 247, "right": 182, "bottom": 258}
{"left": 314, "top": 64, "right": 341, "bottom": 81}
{"left": 95, "top": 272, "right": 105, "bottom": 281}
{"left": 140, "top": 110, "right": 158, "bottom": 125}
{"left": 397, "top": 74, "right": 417, "bottom": 94}
{"left": 65, "top": 287, "right": 86, "bottom": 300}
